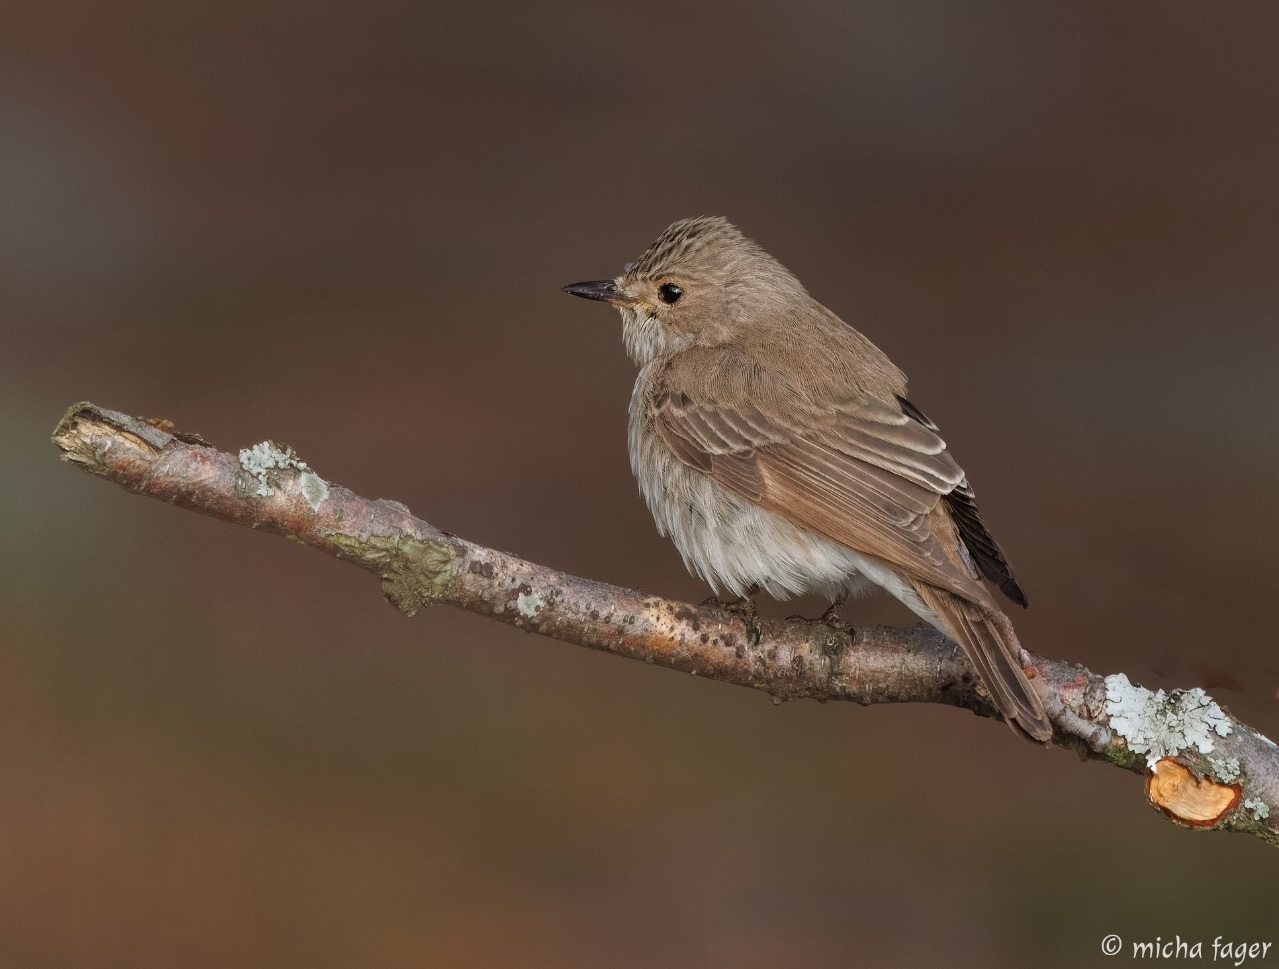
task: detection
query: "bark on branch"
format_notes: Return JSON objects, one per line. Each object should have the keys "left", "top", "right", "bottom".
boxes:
{"left": 52, "top": 402, "right": 1279, "bottom": 848}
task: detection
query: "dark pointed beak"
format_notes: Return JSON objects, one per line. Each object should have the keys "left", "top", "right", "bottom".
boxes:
{"left": 561, "top": 279, "right": 637, "bottom": 305}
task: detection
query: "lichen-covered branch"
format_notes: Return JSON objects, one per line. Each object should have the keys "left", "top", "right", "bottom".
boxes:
{"left": 52, "top": 402, "right": 1279, "bottom": 848}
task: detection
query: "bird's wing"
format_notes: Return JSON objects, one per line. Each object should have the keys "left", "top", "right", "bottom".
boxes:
{"left": 652, "top": 386, "right": 1001, "bottom": 611}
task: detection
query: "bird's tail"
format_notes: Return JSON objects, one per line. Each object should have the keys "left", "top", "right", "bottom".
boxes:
{"left": 911, "top": 583, "right": 1052, "bottom": 743}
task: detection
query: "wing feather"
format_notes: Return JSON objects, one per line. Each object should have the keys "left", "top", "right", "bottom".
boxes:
{"left": 654, "top": 391, "right": 997, "bottom": 609}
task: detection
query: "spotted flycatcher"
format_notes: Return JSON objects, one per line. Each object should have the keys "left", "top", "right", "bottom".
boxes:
{"left": 564, "top": 217, "right": 1050, "bottom": 741}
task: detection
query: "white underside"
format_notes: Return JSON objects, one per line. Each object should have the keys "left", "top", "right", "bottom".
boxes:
{"left": 629, "top": 371, "right": 943, "bottom": 627}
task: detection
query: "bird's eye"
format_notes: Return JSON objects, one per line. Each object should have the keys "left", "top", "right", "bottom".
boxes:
{"left": 658, "top": 283, "right": 683, "bottom": 304}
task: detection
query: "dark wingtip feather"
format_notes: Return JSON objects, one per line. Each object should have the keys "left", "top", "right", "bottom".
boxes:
{"left": 945, "top": 486, "right": 1029, "bottom": 609}
{"left": 999, "top": 575, "right": 1029, "bottom": 609}
{"left": 897, "top": 396, "right": 1029, "bottom": 610}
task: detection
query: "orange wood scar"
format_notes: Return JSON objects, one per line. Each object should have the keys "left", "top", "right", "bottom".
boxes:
{"left": 1147, "top": 757, "right": 1240, "bottom": 827}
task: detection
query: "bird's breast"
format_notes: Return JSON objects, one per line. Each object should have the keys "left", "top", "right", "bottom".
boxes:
{"left": 626, "top": 367, "right": 876, "bottom": 601}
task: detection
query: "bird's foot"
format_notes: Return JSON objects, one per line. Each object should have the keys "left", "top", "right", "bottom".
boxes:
{"left": 821, "top": 594, "right": 848, "bottom": 626}
{"left": 701, "top": 587, "right": 762, "bottom": 645}
{"left": 785, "top": 593, "right": 853, "bottom": 634}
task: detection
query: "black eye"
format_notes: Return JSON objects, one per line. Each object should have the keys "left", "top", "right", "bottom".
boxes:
{"left": 658, "top": 283, "right": 683, "bottom": 304}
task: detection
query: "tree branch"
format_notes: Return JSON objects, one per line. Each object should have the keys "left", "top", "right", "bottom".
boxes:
{"left": 52, "top": 402, "right": 1279, "bottom": 848}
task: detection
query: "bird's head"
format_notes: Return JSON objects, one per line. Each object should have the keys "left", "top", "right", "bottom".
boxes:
{"left": 563, "top": 216, "right": 806, "bottom": 365}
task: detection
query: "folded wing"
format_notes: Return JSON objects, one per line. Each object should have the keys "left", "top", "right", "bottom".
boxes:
{"left": 652, "top": 368, "right": 1049, "bottom": 741}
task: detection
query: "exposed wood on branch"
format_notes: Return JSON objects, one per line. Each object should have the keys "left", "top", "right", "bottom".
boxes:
{"left": 1148, "top": 758, "right": 1241, "bottom": 827}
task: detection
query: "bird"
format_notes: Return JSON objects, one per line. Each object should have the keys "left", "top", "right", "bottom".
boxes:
{"left": 562, "top": 216, "right": 1051, "bottom": 742}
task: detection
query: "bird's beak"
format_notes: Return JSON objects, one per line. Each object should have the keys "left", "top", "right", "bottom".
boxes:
{"left": 561, "top": 279, "right": 637, "bottom": 306}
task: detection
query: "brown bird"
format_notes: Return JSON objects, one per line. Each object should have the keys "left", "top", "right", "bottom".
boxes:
{"left": 563, "top": 217, "right": 1051, "bottom": 742}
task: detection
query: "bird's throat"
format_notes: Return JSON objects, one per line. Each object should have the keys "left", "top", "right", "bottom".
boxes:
{"left": 620, "top": 308, "right": 683, "bottom": 366}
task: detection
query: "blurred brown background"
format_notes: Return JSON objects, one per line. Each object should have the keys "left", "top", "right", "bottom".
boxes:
{"left": 3, "top": 1, "right": 1278, "bottom": 966}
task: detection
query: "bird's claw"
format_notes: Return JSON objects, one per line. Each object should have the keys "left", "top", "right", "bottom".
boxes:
{"left": 701, "top": 592, "right": 762, "bottom": 646}
{"left": 784, "top": 594, "right": 852, "bottom": 634}
{"left": 820, "top": 600, "right": 845, "bottom": 625}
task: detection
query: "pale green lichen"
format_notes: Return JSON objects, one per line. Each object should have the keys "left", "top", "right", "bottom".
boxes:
{"left": 516, "top": 590, "right": 544, "bottom": 618}
{"left": 238, "top": 441, "right": 311, "bottom": 497}
{"left": 1242, "top": 797, "right": 1270, "bottom": 820}
{"left": 299, "top": 471, "right": 329, "bottom": 511}
{"left": 1104, "top": 673, "right": 1232, "bottom": 769}
{"left": 1212, "top": 757, "right": 1242, "bottom": 784}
